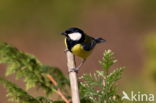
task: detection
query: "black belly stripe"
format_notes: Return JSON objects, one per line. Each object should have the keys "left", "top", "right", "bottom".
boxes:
{"left": 66, "top": 38, "right": 77, "bottom": 51}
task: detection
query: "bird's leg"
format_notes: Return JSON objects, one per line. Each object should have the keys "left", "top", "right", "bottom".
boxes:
{"left": 69, "top": 59, "right": 86, "bottom": 73}
{"left": 76, "top": 59, "right": 86, "bottom": 70}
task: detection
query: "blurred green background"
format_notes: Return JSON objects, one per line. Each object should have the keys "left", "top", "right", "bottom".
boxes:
{"left": 0, "top": 0, "right": 156, "bottom": 103}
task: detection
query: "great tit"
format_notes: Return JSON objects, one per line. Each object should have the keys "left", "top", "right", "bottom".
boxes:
{"left": 61, "top": 27, "right": 105, "bottom": 72}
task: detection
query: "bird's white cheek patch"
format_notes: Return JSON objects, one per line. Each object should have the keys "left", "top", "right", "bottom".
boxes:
{"left": 68, "top": 33, "right": 82, "bottom": 41}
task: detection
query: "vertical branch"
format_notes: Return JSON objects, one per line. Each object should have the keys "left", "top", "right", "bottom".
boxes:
{"left": 66, "top": 51, "right": 80, "bottom": 103}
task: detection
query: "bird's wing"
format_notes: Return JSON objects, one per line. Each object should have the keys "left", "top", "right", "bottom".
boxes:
{"left": 82, "top": 35, "right": 96, "bottom": 51}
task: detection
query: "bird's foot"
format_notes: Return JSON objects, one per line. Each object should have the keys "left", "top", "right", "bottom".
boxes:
{"left": 64, "top": 49, "right": 69, "bottom": 53}
{"left": 68, "top": 67, "right": 79, "bottom": 73}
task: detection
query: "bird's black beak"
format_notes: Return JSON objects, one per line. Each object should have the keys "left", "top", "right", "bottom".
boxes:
{"left": 61, "top": 32, "right": 67, "bottom": 36}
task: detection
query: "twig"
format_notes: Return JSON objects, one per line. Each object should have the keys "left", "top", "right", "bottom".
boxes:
{"left": 47, "top": 74, "right": 70, "bottom": 103}
{"left": 66, "top": 51, "right": 80, "bottom": 103}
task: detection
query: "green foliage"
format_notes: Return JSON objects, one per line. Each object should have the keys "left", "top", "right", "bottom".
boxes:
{"left": 0, "top": 77, "right": 64, "bottom": 103}
{"left": 36, "top": 97, "right": 55, "bottom": 103}
{"left": 0, "top": 42, "right": 69, "bottom": 102}
{"left": 0, "top": 42, "right": 125, "bottom": 103}
{"left": 99, "top": 50, "right": 117, "bottom": 74}
{"left": 80, "top": 50, "right": 125, "bottom": 103}
{"left": 0, "top": 77, "right": 40, "bottom": 103}
{"left": 37, "top": 96, "right": 66, "bottom": 103}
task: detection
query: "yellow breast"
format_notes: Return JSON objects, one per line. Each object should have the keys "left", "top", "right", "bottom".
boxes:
{"left": 71, "top": 44, "right": 92, "bottom": 59}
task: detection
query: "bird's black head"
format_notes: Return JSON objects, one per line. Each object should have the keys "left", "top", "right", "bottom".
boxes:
{"left": 62, "top": 27, "right": 84, "bottom": 35}
{"left": 61, "top": 27, "right": 85, "bottom": 41}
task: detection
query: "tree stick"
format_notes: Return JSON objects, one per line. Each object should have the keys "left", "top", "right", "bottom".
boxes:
{"left": 47, "top": 74, "right": 70, "bottom": 103}
{"left": 66, "top": 51, "right": 80, "bottom": 103}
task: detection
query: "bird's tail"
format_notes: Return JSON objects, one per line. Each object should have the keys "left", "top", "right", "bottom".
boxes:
{"left": 94, "top": 37, "right": 106, "bottom": 43}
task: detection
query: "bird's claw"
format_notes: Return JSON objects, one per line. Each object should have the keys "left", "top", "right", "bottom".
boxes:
{"left": 68, "top": 67, "right": 79, "bottom": 73}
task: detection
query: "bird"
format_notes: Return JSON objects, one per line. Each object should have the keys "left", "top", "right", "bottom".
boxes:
{"left": 61, "top": 27, "right": 106, "bottom": 72}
